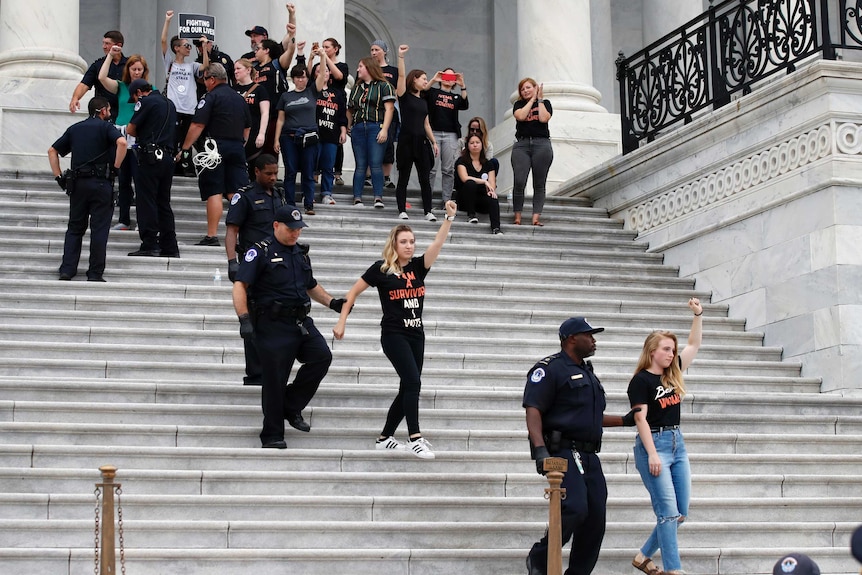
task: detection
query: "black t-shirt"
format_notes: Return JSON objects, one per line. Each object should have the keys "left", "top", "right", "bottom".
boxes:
{"left": 361, "top": 255, "right": 429, "bottom": 334}
{"left": 426, "top": 87, "right": 468, "bottom": 133}
{"left": 191, "top": 83, "right": 252, "bottom": 141}
{"left": 316, "top": 87, "right": 348, "bottom": 144}
{"left": 398, "top": 92, "right": 429, "bottom": 137}
{"left": 513, "top": 99, "right": 553, "bottom": 138}
{"left": 235, "top": 82, "right": 271, "bottom": 142}
{"left": 627, "top": 369, "right": 682, "bottom": 428}
{"left": 455, "top": 155, "right": 495, "bottom": 190}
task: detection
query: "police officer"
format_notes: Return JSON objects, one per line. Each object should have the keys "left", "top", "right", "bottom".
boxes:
{"left": 126, "top": 79, "right": 180, "bottom": 257}
{"left": 48, "top": 97, "right": 127, "bottom": 282}
{"left": 232, "top": 205, "right": 346, "bottom": 448}
{"left": 225, "top": 154, "right": 288, "bottom": 385}
{"left": 195, "top": 41, "right": 235, "bottom": 93}
{"left": 178, "top": 63, "right": 252, "bottom": 247}
{"left": 523, "top": 317, "right": 639, "bottom": 575}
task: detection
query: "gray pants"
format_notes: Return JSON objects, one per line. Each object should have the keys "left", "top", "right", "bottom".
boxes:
{"left": 511, "top": 137, "right": 553, "bottom": 214}
{"left": 430, "top": 131, "right": 460, "bottom": 203}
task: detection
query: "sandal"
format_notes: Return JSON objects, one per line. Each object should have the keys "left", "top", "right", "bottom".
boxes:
{"left": 632, "top": 555, "right": 662, "bottom": 575}
{"left": 513, "top": 212, "right": 522, "bottom": 225}
{"left": 532, "top": 215, "right": 544, "bottom": 226}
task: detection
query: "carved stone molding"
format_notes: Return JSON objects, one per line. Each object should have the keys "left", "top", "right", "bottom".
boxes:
{"left": 628, "top": 124, "right": 834, "bottom": 233}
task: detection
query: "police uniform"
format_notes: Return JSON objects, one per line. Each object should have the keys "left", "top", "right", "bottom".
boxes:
{"left": 195, "top": 46, "right": 235, "bottom": 96}
{"left": 523, "top": 349, "right": 608, "bottom": 575}
{"left": 190, "top": 82, "right": 252, "bottom": 200}
{"left": 235, "top": 207, "right": 332, "bottom": 446}
{"left": 128, "top": 86, "right": 179, "bottom": 256}
{"left": 51, "top": 117, "right": 123, "bottom": 281}
{"left": 225, "top": 181, "right": 288, "bottom": 385}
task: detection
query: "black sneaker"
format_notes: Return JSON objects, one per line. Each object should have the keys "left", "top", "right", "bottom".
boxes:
{"left": 195, "top": 235, "right": 220, "bottom": 246}
{"left": 384, "top": 177, "right": 395, "bottom": 189}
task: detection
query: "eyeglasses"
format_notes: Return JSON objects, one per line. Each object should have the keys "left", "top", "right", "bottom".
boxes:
{"left": 469, "top": 127, "right": 482, "bottom": 133}
{"left": 203, "top": 76, "right": 213, "bottom": 81}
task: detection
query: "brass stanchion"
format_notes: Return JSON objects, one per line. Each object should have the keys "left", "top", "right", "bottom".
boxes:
{"left": 543, "top": 457, "right": 568, "bottom": 575}
{"left": 94, "top": 465, "right": 125, "bottom": 575}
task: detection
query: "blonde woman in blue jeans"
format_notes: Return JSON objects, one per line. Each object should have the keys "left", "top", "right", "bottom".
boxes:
{"left": 627, "top": 297, "right": 703, "bottom": 575}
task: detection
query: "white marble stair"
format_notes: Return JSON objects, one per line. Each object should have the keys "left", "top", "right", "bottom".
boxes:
{"left": 0, "top": 171, "right": 858, "bottom": 575}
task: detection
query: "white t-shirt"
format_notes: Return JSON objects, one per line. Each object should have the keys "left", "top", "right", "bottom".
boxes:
{"left": 163, "top": 52, "right": 202, "bottom": 115}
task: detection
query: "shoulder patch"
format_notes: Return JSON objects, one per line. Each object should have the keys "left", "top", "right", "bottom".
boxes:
{"left": 530, "top": 367, "right": 546, "bottom": 383}
{"left": 197, "top": 98, "right": 206, "bottom": 109}
{"left": 134, "top": 101, "right": 141, "bottom": 112}
{"left": 244, "top": 248, "right": 258, "bottom": 262}
{"left": 230, "top": 192, "right": 241, "bottom": 206}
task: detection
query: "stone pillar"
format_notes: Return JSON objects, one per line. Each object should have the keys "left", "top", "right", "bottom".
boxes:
{"left": 0, "top": 0, "right": 89, "bottom": 172}
{"left": 489, "top": 0, "right": 621, "bottom": 205}
{"left": 208, "top": 0, "right": 268, "bottom": 61}
{"left": 0, "top": 0, "right": 85, "bottom": 80}
{"left": 642, "top": 0, "right": 705, "bottom": 45}
{"left": 267, "top": 0, "right": 345, "bottom": 53}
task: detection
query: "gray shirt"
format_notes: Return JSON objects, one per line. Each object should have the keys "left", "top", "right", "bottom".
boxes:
{"left": 275, "top": 86, "right": 319, "bottom": 132}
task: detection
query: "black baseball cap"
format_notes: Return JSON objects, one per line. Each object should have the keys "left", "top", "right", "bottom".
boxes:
{"left": 274, "top": 205, "right": 307, "bottom": 229}
{"left": 559, "top": 317, "right": 604, "bottom": 340}
{"left": 127, "top": 79, "right": 151, "bottom": 102}
{"left": 772, "top": 553, "right": 820, "bottom": 575}
{"left": 245, "top": 26, "right": 268, "bottom": 37}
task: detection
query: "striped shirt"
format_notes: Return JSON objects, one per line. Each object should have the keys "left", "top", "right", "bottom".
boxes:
{"left": 348, "top": 80, "right": 396, "bottom": 124}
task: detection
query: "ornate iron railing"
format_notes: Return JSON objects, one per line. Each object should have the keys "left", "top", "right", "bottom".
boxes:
{"left": 617, "top": 0, "right": 862, "bottom": 154}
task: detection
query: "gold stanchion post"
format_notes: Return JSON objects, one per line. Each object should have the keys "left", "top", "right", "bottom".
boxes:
{"left": 97, "top": 465, "right": 118, "bottom": 575}
{"left": 544, "top": 457, "right": 568, "bottom": 575}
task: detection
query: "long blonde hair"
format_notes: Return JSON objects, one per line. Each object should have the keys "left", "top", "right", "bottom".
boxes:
{"left": 380, "top": 224, "right": 413, "bottom": 275}
{"left": 634, "top": 330, "right": 686, "bottom": 397}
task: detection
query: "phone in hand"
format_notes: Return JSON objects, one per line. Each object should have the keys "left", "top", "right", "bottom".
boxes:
{"left": 312, "top": 42, "right": 319, "bottom": 51}
{"left": 441, "top": 72, "right": 457, "bottom": 82}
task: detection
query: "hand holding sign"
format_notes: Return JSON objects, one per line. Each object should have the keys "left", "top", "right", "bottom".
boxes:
{"left": 178, "top": 13, "right": 216, "bottom": 43}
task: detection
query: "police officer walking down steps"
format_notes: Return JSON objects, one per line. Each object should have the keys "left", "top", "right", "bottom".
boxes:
{"left": 126, "top": 79, "right": 180, "bottom": 257}
{"left": 232, "top": 205, "right": 346, "bottom": 449}
{"left": 179, "top": 63, "right": 251, "bottom": 247}
{"left": 48, "top": 97, "right": 127, "bottom": 282}
{"left": 523, "top": 317, "right": 639, "bottom": 575}
{"left": 226, "top": 154, "right": 288, "bottom": 386}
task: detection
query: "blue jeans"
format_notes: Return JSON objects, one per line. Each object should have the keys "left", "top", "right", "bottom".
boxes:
{"left": 634, "top": 428, "right": 691, "bottom": 572}
{"left": 350, "top": 122, "right": 385, "bottom": 200}
{"left": 280, "top": 135, "right": 319, "bottom": 209}
{"left": 317, "top": 141, "right": 337, "bottom": 197}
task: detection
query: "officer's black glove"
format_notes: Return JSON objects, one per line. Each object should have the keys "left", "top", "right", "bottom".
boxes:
{"left": 228, "top": 259, "right": 239, "bottom": 282}
{"left": 238, "top": 313, "right": 254, "bottom": 341}
{"left": 55, "top": 174, "right": 67, "bottom": 191}
{"left": 533, "top": 445, "right": 550, "bottom": 476}
{"left": 109, "top": 166, "right": 119, "bottom": 180}
{"left": 329, "top": 297, "right": 347, "bottom": 313}
{"left": 622, "top": 406, "right": 642, "bottom": 427}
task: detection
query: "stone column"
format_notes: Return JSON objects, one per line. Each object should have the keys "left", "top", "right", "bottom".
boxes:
{"left": 489, "top": 0, "right": 621, "bottom": 204}
{"left": 0, "top": 0, "right": 89, "bottom": 172}
{"left": 208, "top": 0, "right": 268, "bottom": 61}
{"left": 267, "top": 0, "right": 345, "bottom": 53}
{"left": 0, "top": 0, "right": 85, "bottom": 80}
{"left": 642, "top": 0, "right": 705, "bottom": 45}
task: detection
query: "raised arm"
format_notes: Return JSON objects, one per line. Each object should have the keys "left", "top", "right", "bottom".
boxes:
{"left": 422, "top": 200, "right": 457, "bottom": 268}
{"left": 536, "top": 83, "right": 551, "bottom": 123}
{"left": 314, "top": 46, "right": 328, "bottom": 92}
{"left": 395, "top": 44, "right": 407, "bottom": 97}
{"left": 161, "top": 10, "right": 174, "bottom": 56}
{"left": 98, "top": 46, "right": 121, "bottom": 95}
{"left": 679, "top": 297, "right": 703, "bottom": 370}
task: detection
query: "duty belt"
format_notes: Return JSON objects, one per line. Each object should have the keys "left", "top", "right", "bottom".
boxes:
{"left": 258, "top": 301, "right": 311, "bottom": 321}
{"left": 559, "top": 438, "right": 601, "bottom": 454}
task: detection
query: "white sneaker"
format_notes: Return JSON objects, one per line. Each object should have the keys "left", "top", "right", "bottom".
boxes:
{"left": 353, "top": 198, "right": 364, "bottom": 207}
{"left": 468, "top": 217, "right": 479, "bottom": 224}
{"left": 399, "top": 212, "right": 409, "bottom": 220}
{"left": 323, "top": 195, "right": 336, "bottom": 205}
{"left": 374, "top": 197, "right": 385, "bottom": 209}
{"left": 375, "top": 436, "right": 406, "bottom": 451}
{"left": 407, "top": 437, "right": 435, "bottom": 459}
{"left": 424, "top": 211, "right": 437, "bottom": 221}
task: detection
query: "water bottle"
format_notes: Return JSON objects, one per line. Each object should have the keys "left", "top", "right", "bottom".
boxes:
{"left": 213, "top": 268, "right": 222, "bottom": 285}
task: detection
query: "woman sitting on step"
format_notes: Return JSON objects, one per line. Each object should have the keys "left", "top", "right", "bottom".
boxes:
{"left": 628, "top": 297, "right": 703, "bottom": 575}
{"left": 454, "top": 133, "right": 501, "bottom": 234}
{"left": 332, "top": 200, "right": 458, "bottom": 460}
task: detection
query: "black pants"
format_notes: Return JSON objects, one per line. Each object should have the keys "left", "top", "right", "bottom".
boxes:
{"left": 457, "top": 180, "right": 501, "bottom": 230}
{"left": 116, "top": 151, "right": 136, "bottom": 226}
{"left": 59, "top": 177, "right": 114, "bottom": 279}
{"left": 395, "top": 134, "right": 434, "bottom": 214}
{"left": 134, "top": 153, "right": 178, "bottom": 253}
{"left": 527, "top": 449, "right": 607, "bottom": 575}
{"left": 380, "top": 330, "right": 425, "bottom": 437}
{"left": 174, "top": 113, "right": 195, "bottom": 176}
{"left": 255, "top": 315, "right": 332, "bottom": 444}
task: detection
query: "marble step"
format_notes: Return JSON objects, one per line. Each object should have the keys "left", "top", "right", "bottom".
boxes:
{"left": 0, "top": 377, "right": 852, "bottom": 415}
{"left": 1, "top": 443, "right": 860, "bottom": 476}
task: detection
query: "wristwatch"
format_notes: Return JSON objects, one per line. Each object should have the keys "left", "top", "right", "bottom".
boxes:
{"left": 445, "top": 214, "right": 455, "bottom": 221}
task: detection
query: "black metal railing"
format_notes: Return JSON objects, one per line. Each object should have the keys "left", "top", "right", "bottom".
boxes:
{"left": 617, "top": 0, "right": 862, "bottom": 154}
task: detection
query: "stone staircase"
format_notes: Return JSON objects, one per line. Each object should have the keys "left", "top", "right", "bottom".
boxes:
{"left": 0, "top": 173, "right": 859, "bottom": 575}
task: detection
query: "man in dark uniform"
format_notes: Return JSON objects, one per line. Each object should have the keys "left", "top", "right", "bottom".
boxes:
{"left": 195, "top": 40, "right": 235, "bottom": 93}
{"left": 178, "top": 63, "right": 252, "bottom": 247}
{"left": 523, "top": 317, "right": 639, "bottom": 575}
{"left": 126, "top": 79, "right": 180, "bottom": 258}
{"left": 48, "top": 97, "right": 128, "bottom": 282}
{"left": 69, "top": 31, "right": 127, "bottom": 121}
{"left": 232, "top": 205, "right": 346, "bottom": 448}
{"left": 225, "top": 154, "right": 288, "bottom": 386}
